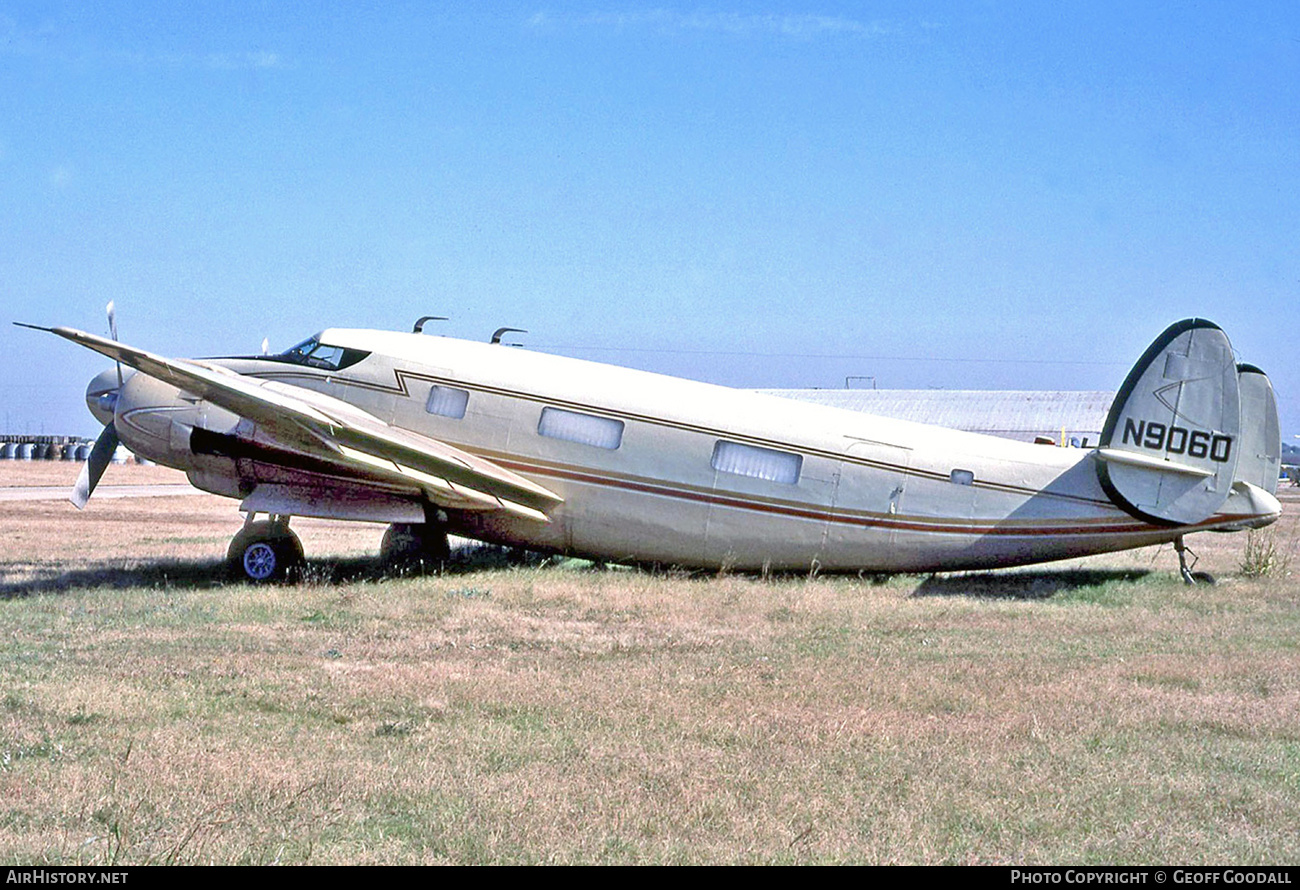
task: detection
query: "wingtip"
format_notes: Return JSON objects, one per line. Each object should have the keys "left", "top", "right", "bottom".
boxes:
{"left": 13, "top": 322, "right": 92, "bottom": 341}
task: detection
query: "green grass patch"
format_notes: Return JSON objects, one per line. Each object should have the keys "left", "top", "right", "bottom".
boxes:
{"left": 2, "top": 556, "right": 1299, "bottom": 863}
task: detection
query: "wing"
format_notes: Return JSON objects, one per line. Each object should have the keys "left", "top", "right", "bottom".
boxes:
{"left": 46, "top": 326, "right": 563, "bottom": 522}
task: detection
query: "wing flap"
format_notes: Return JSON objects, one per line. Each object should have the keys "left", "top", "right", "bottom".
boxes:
{"left": 333, "top": 444, "right": 549, "bottom": 522}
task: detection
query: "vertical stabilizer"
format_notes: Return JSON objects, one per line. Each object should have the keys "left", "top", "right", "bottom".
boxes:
{"left": 1235, "top": 364, "right": 1281, "bottom": 495}
{"left": 1095, "top": 319, "right": 1241, "bottom": 525}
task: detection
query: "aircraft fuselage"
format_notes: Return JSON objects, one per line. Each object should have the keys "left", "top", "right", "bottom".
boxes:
{"left": 100, "top": 329, "right": 1277, "bottom": 573}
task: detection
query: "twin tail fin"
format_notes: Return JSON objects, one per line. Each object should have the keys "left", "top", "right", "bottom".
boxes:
{"left": 1096, "top": 319, "right": 1280, "bottom": 526}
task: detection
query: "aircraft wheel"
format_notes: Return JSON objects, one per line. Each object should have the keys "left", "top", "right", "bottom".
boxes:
{"left": 228, "top": 521, "right": 304, "bottom": 583}
{"left": 381, "top": 523, "right": 450, "bottom": 572}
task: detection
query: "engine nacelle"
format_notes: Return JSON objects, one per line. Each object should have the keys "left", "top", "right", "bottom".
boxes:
{"left": 111, "top": 372, "right": 242, "bottom": 475}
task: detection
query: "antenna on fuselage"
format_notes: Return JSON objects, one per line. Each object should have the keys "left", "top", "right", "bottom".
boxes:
{"left": 491, "top": 327, "right": 527, "bottom": 345}
{"left": 413, "top": 316, "right": 448, "bottom": 334}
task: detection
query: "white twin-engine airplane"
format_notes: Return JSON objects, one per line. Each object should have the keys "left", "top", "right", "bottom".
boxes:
{"left": 21, "top": 315, "right": 1282, "bottom": 584}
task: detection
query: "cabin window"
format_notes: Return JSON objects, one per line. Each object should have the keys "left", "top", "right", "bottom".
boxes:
{"left": 950, "top": 469, "right": 975, "bottom": 486}
{"left": 425, "top": 385, "right": 469, "bottom": 420}
{"left": 537, "top": 407, "right": 625, "bottom": 450}
{"left": 711, "top": 440, "right": 803, "bottom": 485}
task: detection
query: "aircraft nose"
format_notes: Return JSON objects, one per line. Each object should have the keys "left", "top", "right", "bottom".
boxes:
{"left": 85, "top": 368, "right": 122, "bottom": 426}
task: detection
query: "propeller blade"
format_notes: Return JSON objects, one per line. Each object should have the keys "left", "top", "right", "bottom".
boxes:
{"left": 71, "top": 424, "right": 120, "bottom": 509}
{"left": 106, "top": 301, "right": 123, "bottom": 388}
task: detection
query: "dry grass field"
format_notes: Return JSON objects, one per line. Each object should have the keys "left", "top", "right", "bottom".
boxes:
{"left": 1, "top": 461, "right": 1298, "bottom": 864}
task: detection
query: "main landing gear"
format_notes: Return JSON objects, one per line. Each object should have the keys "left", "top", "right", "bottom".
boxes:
{"left": 225, "top": 516, "right": 452, "bottom": 583}
{"left": 227, "top": 514, "right": 304, "bottom": 583}
{"left": 380, "top": 522, "right": 451, "bottom": 573}
{"left": 1174, "top": 536, "right": 1215, "bottom": 586}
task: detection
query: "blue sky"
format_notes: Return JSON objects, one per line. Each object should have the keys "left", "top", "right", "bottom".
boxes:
{"left": 3, "top": 2, "right": 1297, "bottom": 439}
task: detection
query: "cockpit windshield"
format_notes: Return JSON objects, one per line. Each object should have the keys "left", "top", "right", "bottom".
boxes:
{"left": 278, "top": 337, "right": 371, "bottom": 371}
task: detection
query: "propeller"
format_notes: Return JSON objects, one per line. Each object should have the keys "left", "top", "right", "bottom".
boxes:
{"left": 71, "top": 423, "right": 120, "bottom": 509}
{"left": 71, "top": 301, "right": 125, "bottom": 509}
{"left": 106, "top": 300, "right": 123, "bottom": 388}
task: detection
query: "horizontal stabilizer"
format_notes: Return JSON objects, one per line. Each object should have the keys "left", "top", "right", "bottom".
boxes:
{"left": 1096, "top": 319, "right": 1241, "bottom": 526}
{"left": 1094, "top": 447, "right": 1214, "bottom": 478}
{"left": 1219, "top": 481, "right": 1283, "bottom": 531}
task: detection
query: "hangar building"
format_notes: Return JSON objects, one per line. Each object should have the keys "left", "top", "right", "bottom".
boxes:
{"left": 760, "top": 390, "right": 1115, "bottom": 447}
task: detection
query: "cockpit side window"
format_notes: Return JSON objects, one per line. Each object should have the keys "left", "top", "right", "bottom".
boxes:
{"left": 279, "top": 337, "right": 370, "bottom": 371}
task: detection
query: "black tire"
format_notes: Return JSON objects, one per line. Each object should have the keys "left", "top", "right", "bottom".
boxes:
{"left": 227, "top": 521, "right": 304, "bottom": 583}
{"left": 381, "top": 523, "right": 450, "bottom": 572}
